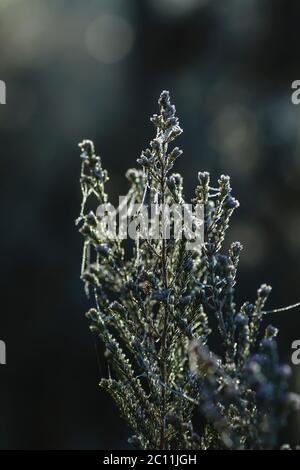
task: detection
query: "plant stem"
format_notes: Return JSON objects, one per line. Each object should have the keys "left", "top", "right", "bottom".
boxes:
{"left": 159, "top": 155, "right": 169, "bottom": 450}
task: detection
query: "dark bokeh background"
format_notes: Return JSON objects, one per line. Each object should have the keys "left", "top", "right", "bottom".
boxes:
{"left": 1, "top": 0, "right": 300, "bottom": 449}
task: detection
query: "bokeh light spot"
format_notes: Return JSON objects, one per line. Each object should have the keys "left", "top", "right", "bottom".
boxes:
{"left": 85, "top": 15, "right": 135, "bottom": 64}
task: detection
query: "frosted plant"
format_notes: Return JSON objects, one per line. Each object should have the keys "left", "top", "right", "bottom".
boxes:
{"left": 77, "top": 91, "right": 300, "bottom": 450}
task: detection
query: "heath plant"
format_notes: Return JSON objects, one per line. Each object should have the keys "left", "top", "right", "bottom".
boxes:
{"left": 77, "top": 91, "right": 300, "bottom": 450}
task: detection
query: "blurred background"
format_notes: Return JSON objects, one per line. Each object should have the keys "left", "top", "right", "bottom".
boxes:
{"left": 0, "top": 0, "right": 300, "bottom": 449}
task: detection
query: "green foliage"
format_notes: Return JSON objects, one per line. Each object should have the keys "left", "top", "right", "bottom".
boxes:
{"left": 77, "top": 91, "right": 299, "bottom": 450}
